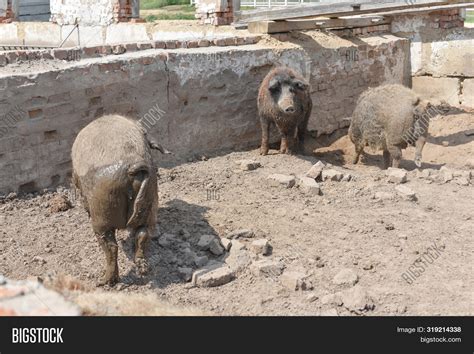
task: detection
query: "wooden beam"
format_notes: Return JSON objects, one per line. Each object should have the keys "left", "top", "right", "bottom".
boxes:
{"left": 248, "top": 16, "right": 391, "bottom": 34}
{"left": 241, "top": 0, "right": 470, "bottom": 23}
{"left": 361, "top": 2, "right": 474, "bottom": 17}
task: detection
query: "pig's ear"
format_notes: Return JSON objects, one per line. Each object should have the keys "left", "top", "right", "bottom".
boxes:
{"left": 269, "top": 77, "right": 280, "bottom": 92}
{"left": 293, "top": 79, "right": 309, "bottom": 91}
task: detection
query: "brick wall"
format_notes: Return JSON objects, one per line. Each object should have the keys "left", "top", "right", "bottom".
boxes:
{"left": 196, "top": 0, "right": 234, "bottom": 26}
{"left": 50, "top": 0, "right": 139, "bottom": 26}
{"left": 0, "top": 0, "right": 14, "bottom": 23}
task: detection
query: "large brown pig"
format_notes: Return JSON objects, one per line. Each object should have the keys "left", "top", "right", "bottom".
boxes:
{"left": 258, "top": 66, "right": 313, "bottom": 155}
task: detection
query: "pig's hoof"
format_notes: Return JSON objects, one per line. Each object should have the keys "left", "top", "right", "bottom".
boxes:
{"left": 97, "top": 274, "right": 119, "bottom": 287}
{"left": 260, "top": 148, "right": 269, "bottom": 156}
{"left": 414, "top": 158, "right": 422, "bottom": 168}
{"left": 135, "top": 257, "right": 149, "bottom": 276}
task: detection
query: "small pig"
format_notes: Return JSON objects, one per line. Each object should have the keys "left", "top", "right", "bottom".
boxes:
{"left": 258, "top": 66, "right": 313, "bottom": 155}
{"left": 349, "top": 84, "right": 432, "bottom": 169}
{"left": 72, "top": 115, "right": 167, "bottom": 285}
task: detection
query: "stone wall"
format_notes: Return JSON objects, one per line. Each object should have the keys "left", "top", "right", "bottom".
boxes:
{"left": 0, "top": 32, "right": 409, "bottom": 194}
{"left": 391, "top": 9, "right": 474, "bottom": 108}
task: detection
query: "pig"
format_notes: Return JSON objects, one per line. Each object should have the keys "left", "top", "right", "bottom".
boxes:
{"left": 349, "top": 84, "right": 432, "bottom": 169}
{"left": 72, "top": 115, "right": 166, "bottom": 285}
{"left": 258, "top": 66, "right": 313, "bottom": 155}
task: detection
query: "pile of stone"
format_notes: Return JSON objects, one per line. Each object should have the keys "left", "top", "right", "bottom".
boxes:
{"left": 0, "top": 275, "right": 80, "bottom": 316}
{"left": 266, "top": 160, "right": 354, "bottom": 195}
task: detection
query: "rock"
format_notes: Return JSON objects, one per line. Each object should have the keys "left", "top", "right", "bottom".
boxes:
{"left": 197, "top": 234, "right": 215, "bottom": 250}
{"left": 321, "top": 169, "right": 343, "bottom": 182}
{"left": 341, "top": 285, "right": 375, "bottom": 314}
{"left": 49, "top": 194, "right": 72, "bottom": 213}
{"left": 305, "top": 162, "right": 325, "bottom": 179}
{"left": 32, "top": 256, "right": 46, "bottom": 265}
{"left": 192, "top": 263, "right": 235, "bottom": 287}
{"left": 386, "top": 167, "right": 407, "bottom": 184}
{"left": 454, "top": 177, "right": 470, "bottom": 186}
{"left": 250, "top": 239, "right": 270, "bottom": 255}
{"left": 306, "top": 293, "right": 318, "bottom": 303}
{"left": 220, "top": 238, "right": 232, "bottom": 251}
{"left": 194, "top": 255, "right": 209, "bottom": 268}
{"left": 341, "top": 173, "right": 352, "bottom": 182}
{"left": 209, "top": 240, "right": 225, "bottom": 256}
{"left": 178, "top": 267, "right": 193, "bottom": 282}
{"left": 395, "top": 185, "right": 417, "bottom": 201}
{"left": 225, "top": 249, "right": 253, "bottom": 273}
{"left": 280, "top": 271, "right": 313, "bottom": 291}
{"left": 374, "top": 191, "right": 395, "bottom": 200}
{"left": 251, "top": 259, "right": 285, "bottom": 277}
{"left": 237, "top": 159, "right": 261, "bottom": 171}
{"left": 320, "top": 308, "right": 339, "bottom": 316}
{"left": 6, "top": 192, "right": 17, "bottom": 200}
{"left": 267, "top": 174, "right": 296, "bottom": 188}
{"left": 465, "top": 129, "right": 474, "bottom": 137}
{"left": 321, "top": 293, "right": 343, "bottom": 306}
{"left": 298, "top": 176, "right": 321, "bottom": 195}
{"left": 226, "top": 229, "right": 254, "bottom": 239}
{"left": 332, "top": 268, "right": 359, "bottom": 286}
{"left": 442, "top": 141, "right": 449, "bottom": 147}
{"left": 440, "top": 166, "right": 453, "bottom": 183}
{"left": 0, "top": 277, "right": 81, "bottom": 315}
{"left": 229, "top": 239, "right": 246, "bottom": 251}
{"left": 417, "top": 169, "right": 434, "bottom": 180}
{"left": 460, "top": 171, "right": 472, "bottom": 180}
{"left": 362, "top": 263, "right": 374, "bottom": 270}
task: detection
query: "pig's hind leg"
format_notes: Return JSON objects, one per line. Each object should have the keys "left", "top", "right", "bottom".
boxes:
{"left": 133, "top": 226, "right": 150, "bottom": 276}
{"left": 96, "top": 230, "right": 119, "bottom": 286}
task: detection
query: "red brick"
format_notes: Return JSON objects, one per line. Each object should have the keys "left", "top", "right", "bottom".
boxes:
{"left": 187, "top": 40, "right": 199, "bottom": 48}
{"left": 164, "top": 41, "right": 177, "bottom": 49}
{"left": 213, "top": 38, "right": 226, "bottom": 46}
{"left": 153, "top": 41, "right": 166, "bottom": 49}
{"left": 28, "top": 109, "right": 43, "bottom": 119}
{"left": 198, "top": 39, "right": 210, "bottom": 47}
{"left": 125, "top": 43, "right": 138, "bottom": 52}
{"left": 112, "top": 45, "right": 126, "bottom": 55}
{"left": 138, "top": 42, "right": 153, "bottom": 50}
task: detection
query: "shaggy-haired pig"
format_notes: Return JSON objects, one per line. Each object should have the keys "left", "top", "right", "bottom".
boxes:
{"left": 349, "top": 84, "right": 432, "bottom": 169}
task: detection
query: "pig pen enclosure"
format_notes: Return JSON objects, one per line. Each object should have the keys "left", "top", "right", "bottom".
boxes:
{"left": 0, "top": 2, "right": 473, "bottom": 316}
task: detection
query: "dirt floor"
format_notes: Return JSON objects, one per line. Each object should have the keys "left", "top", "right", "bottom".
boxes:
{"left": 0, "top": 111, "right": 473, "bottom": 316}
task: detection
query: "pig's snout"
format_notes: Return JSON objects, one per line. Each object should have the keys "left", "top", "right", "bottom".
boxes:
{"left": 279, "top": 98, "right": 296, "bottom": 114}
{"left": 284, "top": 105, "right": 295, "bottom": 113}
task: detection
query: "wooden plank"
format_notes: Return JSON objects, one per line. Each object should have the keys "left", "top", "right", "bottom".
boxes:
{"left": 248, "top": 16, "right": 391, "bottom": 33}
{"left": 361, "top": 2, "right": 474, "bottom": 17}
{"left": 241, "top": 0, "right": 469, "bottom": 23}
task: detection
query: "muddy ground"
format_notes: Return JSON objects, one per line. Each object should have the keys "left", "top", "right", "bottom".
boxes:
{"left": 0, "top": 112, "right": 473, "bottom": 316}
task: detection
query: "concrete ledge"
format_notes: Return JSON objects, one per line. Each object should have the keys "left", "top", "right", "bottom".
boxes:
{"left": 412, "top": 76, "right": 460, "bottom": 106}
{"left": 461, "top": 79, "right": 474, "bottom": 108}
